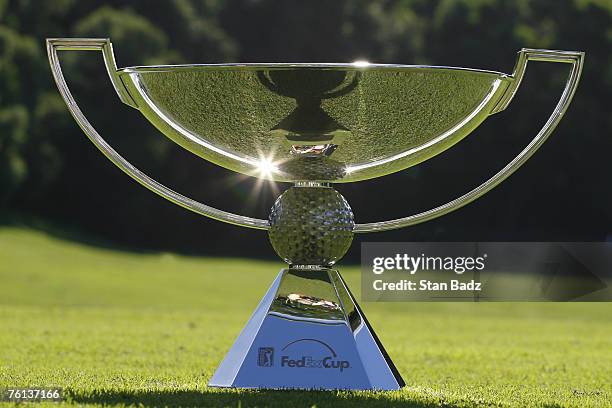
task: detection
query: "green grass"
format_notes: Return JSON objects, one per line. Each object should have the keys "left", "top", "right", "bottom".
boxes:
{"left": 0, "top": 226, "right": 611, "bottom": 407}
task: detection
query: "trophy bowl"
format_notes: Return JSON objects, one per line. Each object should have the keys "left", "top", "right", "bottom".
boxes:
{"left": 47, "top": 38, "right": 583, "bottom": 390}
{"left": 118, "top": 63, "right": 511, "bottom": 182}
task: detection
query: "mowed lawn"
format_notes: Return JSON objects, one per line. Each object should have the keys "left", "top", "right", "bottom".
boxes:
{"left": 0, "top": 226, "right": 611, "bottom": 407}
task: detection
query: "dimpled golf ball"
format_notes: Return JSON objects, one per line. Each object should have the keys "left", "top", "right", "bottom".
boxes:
{"left": 268, "top": 186, "right": 354, "bottom": 266}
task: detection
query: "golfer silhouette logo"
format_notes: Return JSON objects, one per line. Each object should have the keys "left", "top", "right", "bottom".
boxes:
{"left": 258, "top": 347, "right": 274, "bottom": 367}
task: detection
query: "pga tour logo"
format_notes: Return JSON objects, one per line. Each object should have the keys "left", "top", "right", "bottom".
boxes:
{"left": 257, "top": 347, "right": 274, "bottom": 367}
{"left": 258, "top": 339, "right": 350, "bottom": 372}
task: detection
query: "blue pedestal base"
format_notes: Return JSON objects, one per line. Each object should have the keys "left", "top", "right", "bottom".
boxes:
{"left": 208, "top": 268, "right": 404, "bottom": 390}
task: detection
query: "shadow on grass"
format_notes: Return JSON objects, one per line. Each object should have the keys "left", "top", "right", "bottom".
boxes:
{"left": 0, "top": 210, "right": 148, "bottom": 254}
{"left": 0, "top": 210, "right": 288, "bottom": 261}
{"left": 69, "top": 389, "right": 442, "bottom": 408}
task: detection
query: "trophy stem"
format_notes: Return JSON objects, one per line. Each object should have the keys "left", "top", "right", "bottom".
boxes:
{"left": 208, "top": 267, "right": 405, "bottom": 390}
{"left": 293, "top": 181, "right": 330, "bottom": 188}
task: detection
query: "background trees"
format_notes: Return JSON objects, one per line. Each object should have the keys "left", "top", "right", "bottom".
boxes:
{"left": 1, "top": 0, "right": 610, "bottom": 258}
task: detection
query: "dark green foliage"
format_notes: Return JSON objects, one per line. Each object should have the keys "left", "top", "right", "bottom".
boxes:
{"left": 0, "top": 1, "right": 611, "bottom": 251}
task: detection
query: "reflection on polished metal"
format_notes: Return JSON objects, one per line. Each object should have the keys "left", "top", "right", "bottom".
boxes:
{"left": 208, "top": 268, "right": 404, "bottom": 390}
{"left": 47, "top": 38, "right": 584, "bottom": 390}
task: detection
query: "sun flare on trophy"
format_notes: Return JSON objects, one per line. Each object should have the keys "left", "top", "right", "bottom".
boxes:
{"left": 255, "top": 156, "right": 280, "bottom": 179}
{"left": 352, "top": 59, "right": 371, "bottom": 67}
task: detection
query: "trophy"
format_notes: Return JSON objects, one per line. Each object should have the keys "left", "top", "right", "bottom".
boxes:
{"left": 47, "top": 38, "right": 583, "bottom": 390}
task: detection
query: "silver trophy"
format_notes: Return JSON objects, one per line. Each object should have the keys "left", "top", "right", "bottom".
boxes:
{"left": 47, "top": 38, "right": 583, "bottom": 390}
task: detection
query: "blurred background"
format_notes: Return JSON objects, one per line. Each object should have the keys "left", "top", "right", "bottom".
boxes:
{"left": 1, "top": 0, "right": 611, "bottom": 262}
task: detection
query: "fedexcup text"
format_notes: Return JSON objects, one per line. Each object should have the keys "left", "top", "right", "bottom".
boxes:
{"left": 281, "top": 356, "right": 350, "bottom": 372}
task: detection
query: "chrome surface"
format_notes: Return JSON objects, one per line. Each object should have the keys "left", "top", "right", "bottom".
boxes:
{"left": 209, "top": 268, "right": 404, "bottom": 390}
{"left": 268, "top": 186, "right": 354, "bottom": 266}
{"left": 47, "top": 37, "right": 584, "bottom": 391}
{"left": 294, "top": 181, "right": 331, "bottom": 188}
{"left": 46, "top": 38, "right": 270, "bottom": 230}
{"left": 46, "top": 38, "right": 584, "bottom": 232}
{"left": 354, "top": 49, "right": 584, "bottom": 233}
{"left": 119, "top": 62, "right": 510, "bottom": 182}
{"left": 47, "top": 38, "right": 137, "bottom": 108}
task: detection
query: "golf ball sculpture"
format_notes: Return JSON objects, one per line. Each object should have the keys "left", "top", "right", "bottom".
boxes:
{"left": 47, "top": 38, "right": 583, "bottom": 390}
{"left": 268, "top": 185, "right": 354, "bottom": 266}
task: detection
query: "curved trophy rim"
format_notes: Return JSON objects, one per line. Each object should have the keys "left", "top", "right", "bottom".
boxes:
{"left": 119, "top": 62, "right": 509, "bottom": 77}
{"left": 118, "top": 62, "right": 512, "bottom": 182}
{"left": 46, "top": 38, "right": 585, "bottom": 231}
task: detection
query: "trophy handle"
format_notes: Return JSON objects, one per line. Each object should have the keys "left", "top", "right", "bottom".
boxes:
{"left": 46, "top": 38, "right": 270, "bottom": 230}
{"left": 354, "top": 48, "right": 584, "bottom": 233}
